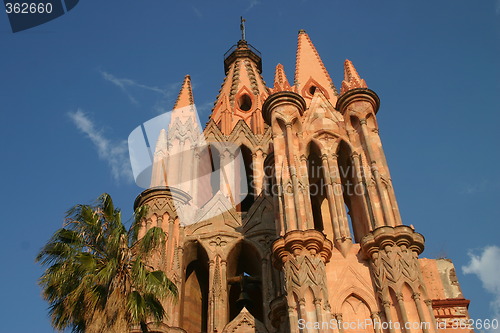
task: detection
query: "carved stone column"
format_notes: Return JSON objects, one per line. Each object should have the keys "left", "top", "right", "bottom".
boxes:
{"left": 361, "top": 225, "right": 438, "bottom": 333}
{"left": 262, "top": 91, "right": 310, "bottom": 233}
{"left": 134, "top": 186, "right": 192, "bottom": 332}
{"left": 272, "top": 230, "right": 334, "bottom": 332}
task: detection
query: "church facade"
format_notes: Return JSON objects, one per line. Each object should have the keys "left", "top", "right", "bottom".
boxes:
{"left": 131, "top": 30, "right": 472, "bottom": 333}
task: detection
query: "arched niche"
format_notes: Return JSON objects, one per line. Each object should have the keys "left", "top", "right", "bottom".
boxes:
{"left": 341, "top": 294, "right": 374, "bottom": 333}
{"left": 307, "top": 141, "right": 334, "bottom": 242}
{"left": 337, "top": 141, "right": 369, "bottom": 242}
{"left": 197, "top": 144, "right": 221, "bottom": 207}
{"left": 389, "top": 286, "right": 404, "bottom": 332}
{"left": 402, "top": 283, "right": 422, "bottom": 332}
{"left": 181, "top": 241, "right": 209, "bottom": 333}
{"left": 226, "top": 240, "right": 264, "bottom": 324}
{"left": 236, "top": 145, "right": 255, "bottom": 212}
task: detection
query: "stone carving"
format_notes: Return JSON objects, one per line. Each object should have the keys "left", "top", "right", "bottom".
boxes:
{"left": 212, "top": 255, "right": 222, "bottom": 299}
{"left": 363, "top": 226, "right": 426, "bottom": 297}
{"left": 284, "top": 253, "right": 328, "bottom": 301}
{"left": 222, "top": 307, "right": 268, "bottom": 333}
{"left": 209, "top": 236, "right": 228, "bottom": 248}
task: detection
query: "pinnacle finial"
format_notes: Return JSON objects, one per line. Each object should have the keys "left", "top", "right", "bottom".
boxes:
{"left": 154, "top": 129, "right": 168, "bottom": 153}
{"left": 240, "top": 16, "right": 246, "bottom": 41}
{"left": 150, "top": 129, "right": 169, "bottom": 187}
{"left": 173, "top": 75, "right": 194, "bottom": 110}
{"left": 272, "top": 63, "right": 291, "bottom": 92}
{"left": 341, "top": 59, "right": 367, "bottom": 94}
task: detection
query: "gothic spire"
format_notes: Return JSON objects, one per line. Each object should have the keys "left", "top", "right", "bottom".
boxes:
{"left": 170, "top": 75, "right": 198, "bottom": 128}
{"left": 341, "top": 59, "right": 367, "bottom": 94}
{"left": 294, "top": 30, "right": 338, "bottom": 101}
{"left": 272, "top": 63, "right": 292, "bottom": 93}
{"left": 210, "top": 30, "right": 268, "bottom": 134}
{"left": 173, "top": 75, "right": 195, "bottom": 110}
{"left": 150, "top": 129, "right": 169, "bottom": 187}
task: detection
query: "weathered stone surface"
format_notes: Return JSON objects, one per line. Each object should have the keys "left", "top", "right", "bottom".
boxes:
{"left": 130, "top": 31, "right": 472, "bottom": 333}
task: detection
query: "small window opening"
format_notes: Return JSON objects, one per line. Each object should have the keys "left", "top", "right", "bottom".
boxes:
{"left": 309, "top": 86, "right": 317, "bottom": 95}
{"left": 239, "top": 94, "right": 252, "bottom": 111}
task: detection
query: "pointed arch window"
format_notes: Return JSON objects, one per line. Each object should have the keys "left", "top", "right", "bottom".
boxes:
{"left": 307, "top": 141, "right": 334, "bottom": 241}
{"left": 226, "top": 241, "right": 263, "bottom": 323}
{"left": 182, "top": 242, "right": 209, "bottom": 332}
{"left": 197, "top": 144, "right": 221, "bottom": 207}
{"left": 307, "top": 142, "right": 325, "bottom": 229}
{"left": 337, "top": 141, "right": 369, "bottom": 242}
{"left": 237, "top": 145, "right": 255, "bottom": 212}
{"left": 209, "top": 145, "right": 221, "bottom": 195}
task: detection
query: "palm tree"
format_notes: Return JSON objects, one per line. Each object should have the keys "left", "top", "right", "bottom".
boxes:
{"left": 36, "top": 193, "right": 177, "bottom": 333}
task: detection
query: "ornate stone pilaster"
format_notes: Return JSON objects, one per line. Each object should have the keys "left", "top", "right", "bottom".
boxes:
{"left": 361, "top": 225, "right": 438, "bottom": 332}
{"left": 272, "top": 229, "right": 333, "bottom": 332}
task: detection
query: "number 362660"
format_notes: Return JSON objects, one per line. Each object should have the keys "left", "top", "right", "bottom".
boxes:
{"left": 5, "top": 2, "right": 53, "bottom": 14}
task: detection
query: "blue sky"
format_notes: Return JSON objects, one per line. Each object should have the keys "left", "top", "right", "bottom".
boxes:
{"left": 1, "top": 1, "right": 499, "bottom": 332}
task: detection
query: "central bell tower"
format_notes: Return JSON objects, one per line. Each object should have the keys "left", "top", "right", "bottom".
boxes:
{"left": 131, "top": 28, "right": 472, "bottom": 333}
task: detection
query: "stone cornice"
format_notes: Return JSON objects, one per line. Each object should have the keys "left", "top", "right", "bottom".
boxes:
{"left": 272, "top": 229, "right": 333, "bottom": 267}
{"left": 360, "top": 225, "right": 425, "bottom": 258}
{"left": 134, "top": 186, "right": 192, "bottom": 210}
{"left": 336, "top": 88, "right": 380, "bottom": 115}
{"left": 432, "top": 298, "right": 470, "bottom": 308}
{"left": 262, "top": 91, "right": 307, "bottom": 126}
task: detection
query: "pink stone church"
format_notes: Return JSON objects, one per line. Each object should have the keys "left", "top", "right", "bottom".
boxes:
{"left": 131, "top": 30, "right": 472, "bottom": 333}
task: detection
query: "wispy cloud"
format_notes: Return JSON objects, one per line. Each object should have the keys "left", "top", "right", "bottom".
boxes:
{"left": 191, "top": 5, "right": 202, "bottom": 18}
{"left": 463, "top": 245, "right": 500, "bottom": 332}
{"left": 100, "top": 71, "right": 169, "bottom": 104}
{"left": 246, "top": 0, "right": 260, "bottom": 11}
{"left": 68, "top": 109, "right": 133, "bottom": 183}
{"left": 460, "top": 179, "right": 496, "bottom": 195}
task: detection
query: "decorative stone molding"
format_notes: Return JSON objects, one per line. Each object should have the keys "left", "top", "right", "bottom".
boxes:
{"left": 272, "top": 229, "right": 333, "bottom": 267}
{"left": 432, "top": 298, "right": 470, "bottom": 321}
{"left": 361, "top": 225, "right": 427, "bottom": 308}
{"left": 262, "top": 91, "right": 306, "bottom": 126}
{"left": 336, "top": 88, "right": 380, "bottom": 115}
{"left": 272, "top": 229, "right": 333, "bottom": 327}
{"left": 222, "top": 307, "right": 268, "bottom": 333}
{"left": 360, "top": 225, "right": 425, "bottom": 258}
{"left": 134, "top": 186, "right": 192, "bottom": 211}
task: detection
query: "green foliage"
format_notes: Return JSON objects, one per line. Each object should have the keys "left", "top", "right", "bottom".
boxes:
{"left": 36, "top": 193, "right": 177, "bottom": 333}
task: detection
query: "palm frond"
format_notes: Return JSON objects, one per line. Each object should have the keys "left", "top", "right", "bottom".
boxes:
{"left": 37, "top": 193, "right": 178, "bottom": 332}
{"left": 137, "top": 226, "right": 166, "bottom": 254}
{"left": 128, "top": 205, "right": 148, "bottom": 245}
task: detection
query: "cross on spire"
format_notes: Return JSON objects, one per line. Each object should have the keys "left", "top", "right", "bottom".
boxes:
{"left": 240, "top": 16, "right": 246, "bottom": 41}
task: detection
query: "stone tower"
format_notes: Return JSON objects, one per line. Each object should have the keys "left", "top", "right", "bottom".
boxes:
{"left": 131, "top": 31, "right": 472, "bottom": 333}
